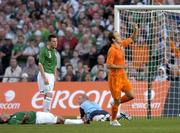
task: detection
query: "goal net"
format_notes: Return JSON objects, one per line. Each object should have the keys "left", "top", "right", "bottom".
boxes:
{"left": 115, "top": 5, "right": 180, "bottom": 118}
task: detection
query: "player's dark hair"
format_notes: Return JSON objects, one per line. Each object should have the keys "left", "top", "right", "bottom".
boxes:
{"left": 108, "top": 32, "right": 115, "bottom": 44}
{"left": 82, "top": 94, "right": 89, "bottom": 101}
{"left": 106, "top": 32, "right": 115, "bottom": 50}
{"left": 48, "top": 34, "right": 57, "bottom": 41}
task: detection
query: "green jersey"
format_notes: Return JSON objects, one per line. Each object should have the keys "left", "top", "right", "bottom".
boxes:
{"left": 39, "top": 47, "right": 57, "bottom": 74}
{"left": 8, "top": 111, "right": 36, "bottom": 124}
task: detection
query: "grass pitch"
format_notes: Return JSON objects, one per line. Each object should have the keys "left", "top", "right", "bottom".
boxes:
{"left": 0, "top": 118, "right": 180, "bottom": 133}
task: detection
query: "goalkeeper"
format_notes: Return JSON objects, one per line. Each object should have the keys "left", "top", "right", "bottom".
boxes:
{"left": 78, "top": 94, "right": 132, "bottom": 121}
{"left": 0, "top": 111, "right": 89, "bottom": 125}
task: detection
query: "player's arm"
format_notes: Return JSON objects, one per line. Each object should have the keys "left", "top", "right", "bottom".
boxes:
{"left": 121, "top": 24, "right": 138, "bottom": 47}
{"left": 54, "top": 66, "right": 58, "bottom": 81}
{"left": 38, "top": 49, "right": 49, "bottom": 84}
{"left": 107, "top": 64, "right": 128, "bottom": 69}
{"left": 54, "top": 52, "right": 58, "bottom": 81}
{"left": 130, "top": 24, "right": 139, "bottom": 41}
{"left": 38, "top": 63, "right": 49, "bottom": 84}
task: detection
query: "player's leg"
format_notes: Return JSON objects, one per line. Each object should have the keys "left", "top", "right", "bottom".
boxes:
{"left": 36, "top": 112, "right": 89, "bottom": 125}
{"left": 108, "top": 75, "right": 121, "bottom": 126}
{"left": 42, "top": 73, "right": 55, "bottom": 112}
{"left": 64, "top": 119, "right": 89, "bottom": 124}
{"left": 89, "top": 110, "right": 110, "bottom": 121}
{"left": 43, "top": 91, "right": 53, "bottom": 112}
{"left": 120, "top": 78, "right": 135, "bottom": 103}
{"left": 57, "top": 116, "right": 89, "bottom": 124}
{"left": 37, "top": 72, "right": 51, "bottom": 112}
{"left": 37, "top": 72, "right": 45, "bottom": 94}
{"left": 109, "top": 75, "right": 121, "bottom": 120}
{"left": 35, "top": 112, "right": 58, "bottom": 124}
{"left": 94, "top": 110, "right": 111, "bottom": 121}
{"left": 117, "top": 111, "right": 132, "bottom": 120}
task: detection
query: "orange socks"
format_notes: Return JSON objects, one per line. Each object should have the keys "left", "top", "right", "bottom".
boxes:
{"left": 111, "top": 104, "right": 118, "bottom": 121}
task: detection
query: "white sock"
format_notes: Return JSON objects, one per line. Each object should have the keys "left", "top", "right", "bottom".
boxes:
{"left": 64, "top": 119, "right": 84, "bottom": 125}
{"left": 43, "top": 97, "right": 52, "bottom": 112}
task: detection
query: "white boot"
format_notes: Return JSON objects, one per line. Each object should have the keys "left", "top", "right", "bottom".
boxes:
{"left": 110, "top": 120, "right": 121, "bottom": 126}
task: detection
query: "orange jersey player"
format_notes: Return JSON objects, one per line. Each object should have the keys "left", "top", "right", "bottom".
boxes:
{"left": 106, "top": 24, "right": 138, "bottom": 126}
{"left": 170, "top": 40, "right": 180, "bottom": 59}
{"left": 169, "top": 39, "right": 180, "bottom": 77}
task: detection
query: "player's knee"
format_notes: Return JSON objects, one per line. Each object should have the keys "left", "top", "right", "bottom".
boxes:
{"left": 127, "top": 90, "right": 135, "bottom": 100}
{"left": 128, "top": 93, "right": 135, "bottom": 100}
{"left": 45, "top": 92, "right": 53, "bottom": 98}
{"left": 114, "top": 99, "right": 120, "bottom": 105}
{"left": 130, "top": 95, "right": 135, "bottom": 100}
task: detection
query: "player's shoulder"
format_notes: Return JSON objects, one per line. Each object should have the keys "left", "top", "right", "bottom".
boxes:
{"left": 121, "top": 37, "right": 133, "bottom": 43}
{"left": 39, "top": 47, "right": 47, "bottom": 53}
{"left": 108, "top": 45, "right": 116, "bottom": 53}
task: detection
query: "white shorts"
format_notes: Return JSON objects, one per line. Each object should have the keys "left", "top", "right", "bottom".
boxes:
{"left": 37, "top": 72, "right": 55, "bottom": 93}
{"left": 35, "top": 111, "right": 57, "bottom": 124}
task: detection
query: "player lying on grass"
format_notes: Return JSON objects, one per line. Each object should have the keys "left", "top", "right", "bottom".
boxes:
{"left": 78, "top": 94, "right": 132, "bottom": 122}
{"left": 0, "top": 111, "right": 89, "bottom": 125}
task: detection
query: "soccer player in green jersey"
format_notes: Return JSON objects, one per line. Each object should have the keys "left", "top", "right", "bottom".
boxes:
{"left": 37, "top": 34, "right": 58, "bottom": 112}
{"left": 0, "top": 111, "right": 89, "bottom": 125}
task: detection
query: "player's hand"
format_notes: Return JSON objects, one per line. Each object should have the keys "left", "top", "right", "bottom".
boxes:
{"left": 24, "top": 114, "right": 30, "bottom": 120}
{"left": 118, "top": 64, "right": 128, "bottom": 69}
{"left": 22, "top": 113, "right": 30, "bottom": 124}
{"left": 44, "top": 78, "right": 49, "bottom": 85}
{"left": 133, "top": 24, "right": 139, "bottom": 36}
{"left": 54, "top": 75, "right": 59, "bottom": 82}
{"left": 130, "top": 24, "right": 138, "bottom": 41}
{"left": 133, "top": 23, "right": 138, "bottom": 29}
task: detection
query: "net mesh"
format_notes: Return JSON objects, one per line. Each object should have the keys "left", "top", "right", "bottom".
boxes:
{"left": 118, "top": 9, "right": 180, "bottom": 117}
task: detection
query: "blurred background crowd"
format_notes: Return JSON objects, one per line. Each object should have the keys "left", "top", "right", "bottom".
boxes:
{"left": 0, "top": 0, "right": 179, "bottom": 82}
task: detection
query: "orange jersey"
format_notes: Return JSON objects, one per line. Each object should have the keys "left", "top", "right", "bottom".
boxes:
{"left": 106, "top": 38, "right": 133, "bottom": 75}
{"left": 170, "top": 40, "right": 180, "bottom": 59}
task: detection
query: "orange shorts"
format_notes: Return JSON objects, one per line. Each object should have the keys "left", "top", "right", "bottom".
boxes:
{"left": 108, "top": 74, "right": 132, "bottom": 100}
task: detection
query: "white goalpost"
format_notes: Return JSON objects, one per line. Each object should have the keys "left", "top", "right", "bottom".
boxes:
{"left": 114, "top": 5, "right": 180, "bottom": 118}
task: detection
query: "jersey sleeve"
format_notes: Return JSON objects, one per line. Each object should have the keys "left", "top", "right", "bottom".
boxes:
{"left": 106, "top": 48, "right": 115, "bottom": 65}
{"left": 39, "top": 49, "right": 45, "bottom": 65}
{"left": 8, "top": 118, "right": 22, "bottom": 124}
{"left": 121, "top": 38, "right": 133, "bottom": 47}
{"left": 55, "top": 51, "right": 58, "bottom": 67}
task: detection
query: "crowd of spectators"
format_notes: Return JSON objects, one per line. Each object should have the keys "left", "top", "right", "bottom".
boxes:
{"left": 0, "top": 0, "right": 179, "bottom": 82}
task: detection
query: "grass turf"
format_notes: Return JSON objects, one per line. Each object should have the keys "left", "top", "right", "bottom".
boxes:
{"left": 0, "top": 118, "right": 180, "bottom": 133}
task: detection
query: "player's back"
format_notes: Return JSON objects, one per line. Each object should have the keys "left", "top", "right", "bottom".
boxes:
{"left": 80, "top": 100, "right": 101, "bottom": 114}
{"left": 8, "top": 111, "right": 36, "bottom": 124}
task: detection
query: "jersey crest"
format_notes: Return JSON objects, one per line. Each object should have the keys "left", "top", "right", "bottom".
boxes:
{"left": 48, "top": 51, "right": 52, "bottom": 58}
